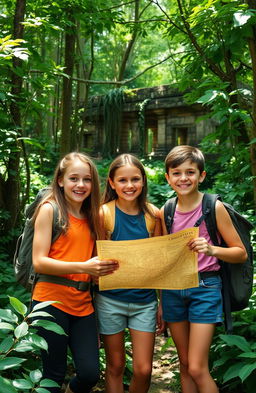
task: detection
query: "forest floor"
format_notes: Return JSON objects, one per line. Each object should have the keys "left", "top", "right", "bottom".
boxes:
{"left": 91, "top": 334, "right": 180, "bottom": 393}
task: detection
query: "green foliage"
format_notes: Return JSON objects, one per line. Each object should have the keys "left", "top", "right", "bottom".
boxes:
{"left": 210, "top": 293, "right": 256, "bottom": 393}
{"left": 0, "top": 297, "right": 66, "bottom": 393}
{"left": 0, "top": 35, "right": 29, "bottom": 64}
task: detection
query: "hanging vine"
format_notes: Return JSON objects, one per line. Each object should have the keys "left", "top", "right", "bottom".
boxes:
{"left": 102, "top": 88, "right": 125, "bottom": 158}
{"left": 137, "top": 98, "right": 151, "bottom": 156}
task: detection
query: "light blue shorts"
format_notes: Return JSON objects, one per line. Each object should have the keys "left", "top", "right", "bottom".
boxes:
{"left": 162, "top": 275, "right": 223, "bottom": 324}
{"left": 94, "top": 293, "right": 158, "bottom": 335}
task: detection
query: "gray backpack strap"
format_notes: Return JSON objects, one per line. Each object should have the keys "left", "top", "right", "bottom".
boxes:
{"left": 163, "top": 197, "right": 177, "bottom": 233}
{"left": 201, "top": 193, "right": 220, "bottom": 245}
{"left": 36, "top": 275, "right": 91, "bottom": 291}
{"left": 52, "top": 202, "right": 63, "bottom": 242}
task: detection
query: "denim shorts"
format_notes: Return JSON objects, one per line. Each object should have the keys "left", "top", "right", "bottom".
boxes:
{"left": 162, "top": 275, "right": 223, "bottom": 324}
{"left": 94, "top": 293, "right": 158, "bottom": 334}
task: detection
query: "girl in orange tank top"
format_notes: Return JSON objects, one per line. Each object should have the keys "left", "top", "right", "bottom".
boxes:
{"left": 32, "top": 152, "right": 118, "bottom": 393}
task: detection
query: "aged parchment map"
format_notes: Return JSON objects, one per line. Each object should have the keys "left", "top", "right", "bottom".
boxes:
{"left": 97, "top": 227, "right": 199, "bottom": 290}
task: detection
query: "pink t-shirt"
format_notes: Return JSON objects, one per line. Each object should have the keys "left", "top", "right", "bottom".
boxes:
{"left": 172, "top": 202, "right": 220, "bottom": 272}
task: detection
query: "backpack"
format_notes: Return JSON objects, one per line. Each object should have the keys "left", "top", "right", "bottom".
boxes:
{"left": 102, "top": 200, "right": 156, "bottom": 240}
{"left": 13, "top": 188, "right": 91, "bottom": 293}
{"left": 164, "top": 193, "right": 254, "bottom": 333}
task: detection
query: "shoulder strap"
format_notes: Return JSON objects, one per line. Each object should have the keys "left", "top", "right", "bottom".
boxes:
{"left": 102, "top": 200, "right": 116, "bottom": 239}
{"left": 48, "top": 200, "right": 63, "bottom": 243}
{"left": 25, "top": 187, "right": 51, "bottom": 219}
{"left": 163, "top": 197, "right": 177, "bottom": 233}
{"left": 201, "top": 193, "right": 221, "bottom": 245}
{"left": 145, "top": 203, "right": 157, "bottom": 237}
{"left": 202, "top": 193, "right": 234, "bottom": 333}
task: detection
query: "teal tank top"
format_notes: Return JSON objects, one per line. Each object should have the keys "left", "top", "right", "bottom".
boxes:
{"left": 98, "top": 205, "right": 157, "bottom": 303}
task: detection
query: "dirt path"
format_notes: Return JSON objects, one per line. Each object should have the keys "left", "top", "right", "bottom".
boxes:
{"left": 149, "top": 335, "right": 179, "bottom": 393}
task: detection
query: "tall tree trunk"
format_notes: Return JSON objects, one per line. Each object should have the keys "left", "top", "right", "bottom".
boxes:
{"left": 5, "top": 0, "right": 27, "bottom": 232}
{"left": 118, "top": 0, "right": 140, "bottom": 82}
{"left": 60, "top": 14, "right": 76, "bottom": 156}
{"left": 246, "top": 0, "right": 256, "bottom": 209}
{"left": 77, "top": 33, "right": 95, "bottom": 151}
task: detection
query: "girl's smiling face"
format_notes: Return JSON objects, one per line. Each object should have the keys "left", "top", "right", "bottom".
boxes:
{"left": 58, "top": 158, "right": 92, "bottom": 205}
{"left": 165, "top": 160, "right": 206, "bottom": 196}
{"left": 109, "top": 164, "right": 144, "bottom": 202}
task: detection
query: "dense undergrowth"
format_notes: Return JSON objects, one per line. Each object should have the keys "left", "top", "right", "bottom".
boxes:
{"left": 0, "top": 155, "right": 255, "bottom": 393}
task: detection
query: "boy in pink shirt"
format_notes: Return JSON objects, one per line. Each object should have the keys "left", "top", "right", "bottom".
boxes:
{"left": 159, "top": 145, "right": 247, "bottom": 393}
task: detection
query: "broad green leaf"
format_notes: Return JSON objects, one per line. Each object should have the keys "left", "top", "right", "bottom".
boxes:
{"left": 1, "top": 35, "right": 12, "bottom": 42}
{"left": 239, "top": 362, "right": 256, "bottom": 382}
{"left": 35, "top": 388, "right": 52, "bottom": 393}
{"left": 229, "top": 88, "right": 252, "bottom": 97}
{"left": 31, "top": 320, "right": 66, "bottom": 335}
{"left": 0, "top": 356, "right": 26, "bottom": 370}
{"left": 14, "top": 341, "right": 35, "bottom": 352}
{"left": 213, "top": 351, "right": 236, "bottom": 367}
{"left": 0, "top": 337, "right": 14, "bottom": 353}
{"left": 0, "top": 376, "right": 17, "bottom": 393}
{"left": 196, "top": 90, "right": 227, "bottom": 105}
{"left": 40, "top": 379, "right": 59, "bottom": 387}
{"left": 0, "top": 322, "right": 14, "bottom": 330}
{"left": 28, "top": 333, "right": 48, "bottom": 351}
{"left": 14, "top": 322, "right": 29, "bottom": 339}
{"left": 238, "top": 352, "right": 256, "bottom": 359}
{"left": 8, "top": 297, "right": 27, "bottom": 316}
{"left": 13, "top": 379, "right": 33, "bottom": 389}
{"left": 27, "top": 311, "right": 54, "bottom": 319}
{"left": 219, "top": 334, "right": 251, "bottom": 352}
{"left": 31, "top": 301, "right": 59, "bottom": 312}
{"left": 249, "top": 138, "right": 256, "bottom": 145}
{"left": 30, "top": 369, "right": 42, "bottom": 384}
{"left": 233, "top": 11, "right": 252, "bottom": 27}
{"left": 13, "top": 49, "right": 29, "bottom": 61}
{"left": 223, "top": 361, "right": 247, "bottom": 383}
{"left": 0, "top": 309, "right": 18, "bottom": 323}
{"left": 17, "top": 137, "right": 44, "bottom": 149}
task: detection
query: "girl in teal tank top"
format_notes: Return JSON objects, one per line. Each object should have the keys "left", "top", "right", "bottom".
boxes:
{"left": 95, "top": 154, "right": 162, "bottom": 393}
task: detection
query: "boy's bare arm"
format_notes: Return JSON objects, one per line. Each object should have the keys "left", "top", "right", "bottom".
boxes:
{"left": 188, "top": 201, "right": 247, "bottom": 263}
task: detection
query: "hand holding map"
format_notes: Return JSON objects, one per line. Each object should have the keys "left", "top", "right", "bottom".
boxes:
{"left": 97, "top": 227, "right": 199, "bottom": 291}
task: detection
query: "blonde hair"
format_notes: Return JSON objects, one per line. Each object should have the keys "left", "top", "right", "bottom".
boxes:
{"left": 34, "top": 152, "right": 101, "bottom": 239}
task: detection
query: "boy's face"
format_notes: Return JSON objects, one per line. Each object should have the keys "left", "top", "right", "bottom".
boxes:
{"left": 165, "top": 160, "right": 206, "bottom": 196}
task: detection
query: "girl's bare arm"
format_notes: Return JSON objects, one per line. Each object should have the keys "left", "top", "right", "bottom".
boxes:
{"left": 160, "top": 206, "right": 169, "bottom": 235}
{"left": 32, "top": 204, "right": 118, "bottom": 276}
{"left": 153, "top": 206, "right": 162, "bottom": 237}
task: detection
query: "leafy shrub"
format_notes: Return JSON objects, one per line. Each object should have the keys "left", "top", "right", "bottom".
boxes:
{"left": 210, "top": 290, "right": 256, "bottom": 393}
{"left": 0, "top": 297, "right": 66, "bottom": 393}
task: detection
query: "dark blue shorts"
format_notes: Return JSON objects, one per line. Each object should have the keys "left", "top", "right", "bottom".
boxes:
{"left": 162, "top": 275, "right": 223, "bottom": 324}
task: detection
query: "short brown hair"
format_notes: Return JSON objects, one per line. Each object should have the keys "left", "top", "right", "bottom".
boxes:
{"left": 165, "top": 145, "right": 205, "bottom": 173}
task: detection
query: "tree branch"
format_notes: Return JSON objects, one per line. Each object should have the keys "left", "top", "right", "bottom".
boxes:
{"left": 70, "top": 53, "right": 175, "bottom": 85}
{"left": 96, "top": 1, "right": 136, "bottom": 12}
{"left": 152, "top": 0, "right": 187, "bottom": 34}
{"left": 175, "top": 0, "right": 228, "bottom": 81}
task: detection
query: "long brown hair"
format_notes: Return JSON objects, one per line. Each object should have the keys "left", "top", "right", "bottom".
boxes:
{"left": 33, "top": 152, "right": 101, "bottom": 239}
{"left": 102, "top": 153, "right": 152, "bottom": 216}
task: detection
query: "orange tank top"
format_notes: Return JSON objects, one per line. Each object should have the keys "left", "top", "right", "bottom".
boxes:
{"left": 33, "top": 214, "right": 94, "bottom": 316}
